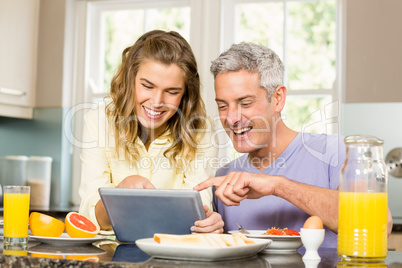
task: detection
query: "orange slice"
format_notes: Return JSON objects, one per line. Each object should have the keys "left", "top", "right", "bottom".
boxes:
{"left": 30, "top": 253, "right": 63, "bottom": 259}
{"left": 65, "top": 255, "right": 99, "bottom": 262}
{"left": 65, "top": 212, "right": 100, "bottom": 238}
{"left": 29, "top": 212, "right": 65, "bottom": 237}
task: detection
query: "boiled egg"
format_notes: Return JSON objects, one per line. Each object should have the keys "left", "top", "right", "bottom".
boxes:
{"left": 303, "top": 216, "right": 323, "bottom": 229}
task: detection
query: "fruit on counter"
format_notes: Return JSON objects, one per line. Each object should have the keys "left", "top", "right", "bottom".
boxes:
{"left": 65, "top": 255, "right": 99, "bottom": 262}
{"left": 303, "top": 215, "right": 323, "bottom": 229}
{"left": 154, "top": 233, "right": 255, "bottom": 247}
{"left": 65, "top": 212, "right": 100, "bottom": 238}
{"left": 29, "top": 212, "right": 65, "bottom": 237}
{"left": 263, "top": 227, "right": 300, "bottom": 236}
{"left": 30, "top": 253, "right": 63, "bottom": 259}
{"left": 82, "top": 256, "right": 100, "bottom": 262}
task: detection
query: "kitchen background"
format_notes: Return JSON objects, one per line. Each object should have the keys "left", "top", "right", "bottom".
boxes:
{"left": 1, "top": 0, "right": 401, "bottom": 228}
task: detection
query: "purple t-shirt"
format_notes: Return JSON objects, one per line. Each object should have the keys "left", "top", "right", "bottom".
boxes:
{"left": 214, "top": 132, "right": 345, "bottom": 248}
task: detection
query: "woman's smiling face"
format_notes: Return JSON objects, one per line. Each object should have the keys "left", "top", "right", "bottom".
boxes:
{"left": 135, "top": 60, "right": 185, "bottom": 138}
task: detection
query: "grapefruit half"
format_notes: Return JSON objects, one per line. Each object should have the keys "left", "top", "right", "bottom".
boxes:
{"left": 65, "top": 212, "right": 100, "bottom": 238}
{"left": 29, "top": 212, "right": 65, "bottom": 237}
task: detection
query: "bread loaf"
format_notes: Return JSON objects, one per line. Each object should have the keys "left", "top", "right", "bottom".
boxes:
{"left": 153, "top": 233, "right": 211, "bottom": 247}
{"left": 153, "top": 233, "right": 255, "bottom": 248}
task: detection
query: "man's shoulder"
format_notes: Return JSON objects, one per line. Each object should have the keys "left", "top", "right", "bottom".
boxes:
{"left": 299, "top": 132, "right": 344, "bottom": 152}
{"left": 300, "top": 132, "right": 343, "bottom": 142}
{"left": 295, "top": 132, "right": 345, "bottom": 167}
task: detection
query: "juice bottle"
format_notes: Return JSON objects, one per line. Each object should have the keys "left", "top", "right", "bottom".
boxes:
{"left": 337, "top": 135, "right": 388, "bottom": 262}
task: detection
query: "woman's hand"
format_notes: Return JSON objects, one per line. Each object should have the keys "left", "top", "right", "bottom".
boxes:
{"left": 191, "top": 205, "right": 224, "bottom": 234}
{"left": 117, "top": 175, "right": 155, "bottom": 189}
{"left": 96, "top": 175, "right": 154, "bottom": 230}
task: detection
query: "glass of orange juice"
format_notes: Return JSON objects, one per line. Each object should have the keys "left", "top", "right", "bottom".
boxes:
{"left": 3, "top": 185, "right": 30, "bottom": 246}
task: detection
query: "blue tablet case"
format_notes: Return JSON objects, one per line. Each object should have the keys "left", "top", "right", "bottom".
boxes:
{"left": 98, "top": 188, "right": 206, "bottom": 243}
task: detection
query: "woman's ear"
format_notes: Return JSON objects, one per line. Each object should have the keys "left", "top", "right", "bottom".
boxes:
{"left": 272, "top": 85, "right": 287, "bottom": 113}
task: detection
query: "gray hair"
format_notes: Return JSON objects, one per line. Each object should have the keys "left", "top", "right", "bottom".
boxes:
{"left": 210, "top": 42, "right": 284, "bottom": 100}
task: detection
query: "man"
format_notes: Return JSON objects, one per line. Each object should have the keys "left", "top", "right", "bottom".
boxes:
{"left": 194, "top": 42, "right": 392, "bottom": 248}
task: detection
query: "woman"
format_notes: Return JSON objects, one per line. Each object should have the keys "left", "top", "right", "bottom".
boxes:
{"left": 78, "top": 30, "right": 223, "bottom": 233}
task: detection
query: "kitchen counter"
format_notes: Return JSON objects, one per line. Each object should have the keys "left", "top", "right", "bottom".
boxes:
{"left": 1, "top": 237, "right": 402, "bottom": 268}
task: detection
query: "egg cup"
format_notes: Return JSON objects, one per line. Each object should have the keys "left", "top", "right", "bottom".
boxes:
{"left": 300, "top": 228, "right": 325, "bottom": 260}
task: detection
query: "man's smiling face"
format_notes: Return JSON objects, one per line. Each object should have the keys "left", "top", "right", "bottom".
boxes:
{"left": 215, "top": 70, "right": 277, "bottom": 154}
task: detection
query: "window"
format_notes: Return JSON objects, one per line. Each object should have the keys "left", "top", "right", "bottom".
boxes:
{"left": 71, "top": 0, "right": 340, "bottom": 204}
{"left": 83, "top": 0, "right": 339, "bottom": 133}
{"left": 222, "top": 0, "right": 338, "bottom": 134}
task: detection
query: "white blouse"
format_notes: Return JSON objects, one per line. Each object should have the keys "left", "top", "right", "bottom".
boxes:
{"left": 78, "top": 102, "right": 218, "bottom": 226}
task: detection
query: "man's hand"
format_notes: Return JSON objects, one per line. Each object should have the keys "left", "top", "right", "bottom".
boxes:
{"left": 191, "top": 205, "right": 224, "bottom": 233}
{"left": 194, "top": 172, "right": 277, "bottom": 206}
{"left": 117, "top": 175, "right": 155, "bottom": 189}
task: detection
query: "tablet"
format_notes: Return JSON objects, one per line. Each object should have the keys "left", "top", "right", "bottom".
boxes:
{"left": 98, "top": 188, "right": 206, "bottom": 243}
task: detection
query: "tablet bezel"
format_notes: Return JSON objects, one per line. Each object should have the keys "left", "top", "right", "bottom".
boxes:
{"left": 99, "top": 188, "right": 206, "bottom": 242}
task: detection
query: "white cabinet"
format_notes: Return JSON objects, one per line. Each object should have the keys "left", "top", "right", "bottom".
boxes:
{"left": 0, "top": 0, "right": 39, "bottom": 119}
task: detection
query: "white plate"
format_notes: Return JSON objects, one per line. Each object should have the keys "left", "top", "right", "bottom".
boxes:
{"left": 135, "top": 238, "right": 272, "bottom": 261}
{"left": 228, "top": 230, "right": 302, "bottom": 253}
{"left": 29, "top": 233, "right": 108, "bottom": 246}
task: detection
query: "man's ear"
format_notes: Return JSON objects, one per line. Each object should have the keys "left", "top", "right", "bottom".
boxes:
{"left": 272, "top": 85, "right": 287, "bottom": 113}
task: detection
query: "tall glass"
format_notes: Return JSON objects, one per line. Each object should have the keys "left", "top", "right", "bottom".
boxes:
{"left": 3, "top": 185, "right": 30, "bottom": 246}
{"left": 337, "top": 135, "right": 388, "bottom": 262}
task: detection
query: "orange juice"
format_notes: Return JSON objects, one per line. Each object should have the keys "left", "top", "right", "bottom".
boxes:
{"left": 338, "top": 192, "right": 387, "bottom": 260}
{"left": 4, "top": 192, "right": 30, "bottom": 238}
{"left": 3, "top": 249, "right": 28, "bottom": 256}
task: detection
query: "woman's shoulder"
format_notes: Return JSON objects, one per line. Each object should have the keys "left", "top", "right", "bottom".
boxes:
{"left": 83, "top": 101, "right": 110, "bottom": 121}
{"left": 83, "top": 101, "right": 114, "bottom": 137}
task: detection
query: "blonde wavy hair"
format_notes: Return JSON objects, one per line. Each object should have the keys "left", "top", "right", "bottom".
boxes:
{"left": 106, "top": 30, "right": 206, "bottom": 169}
